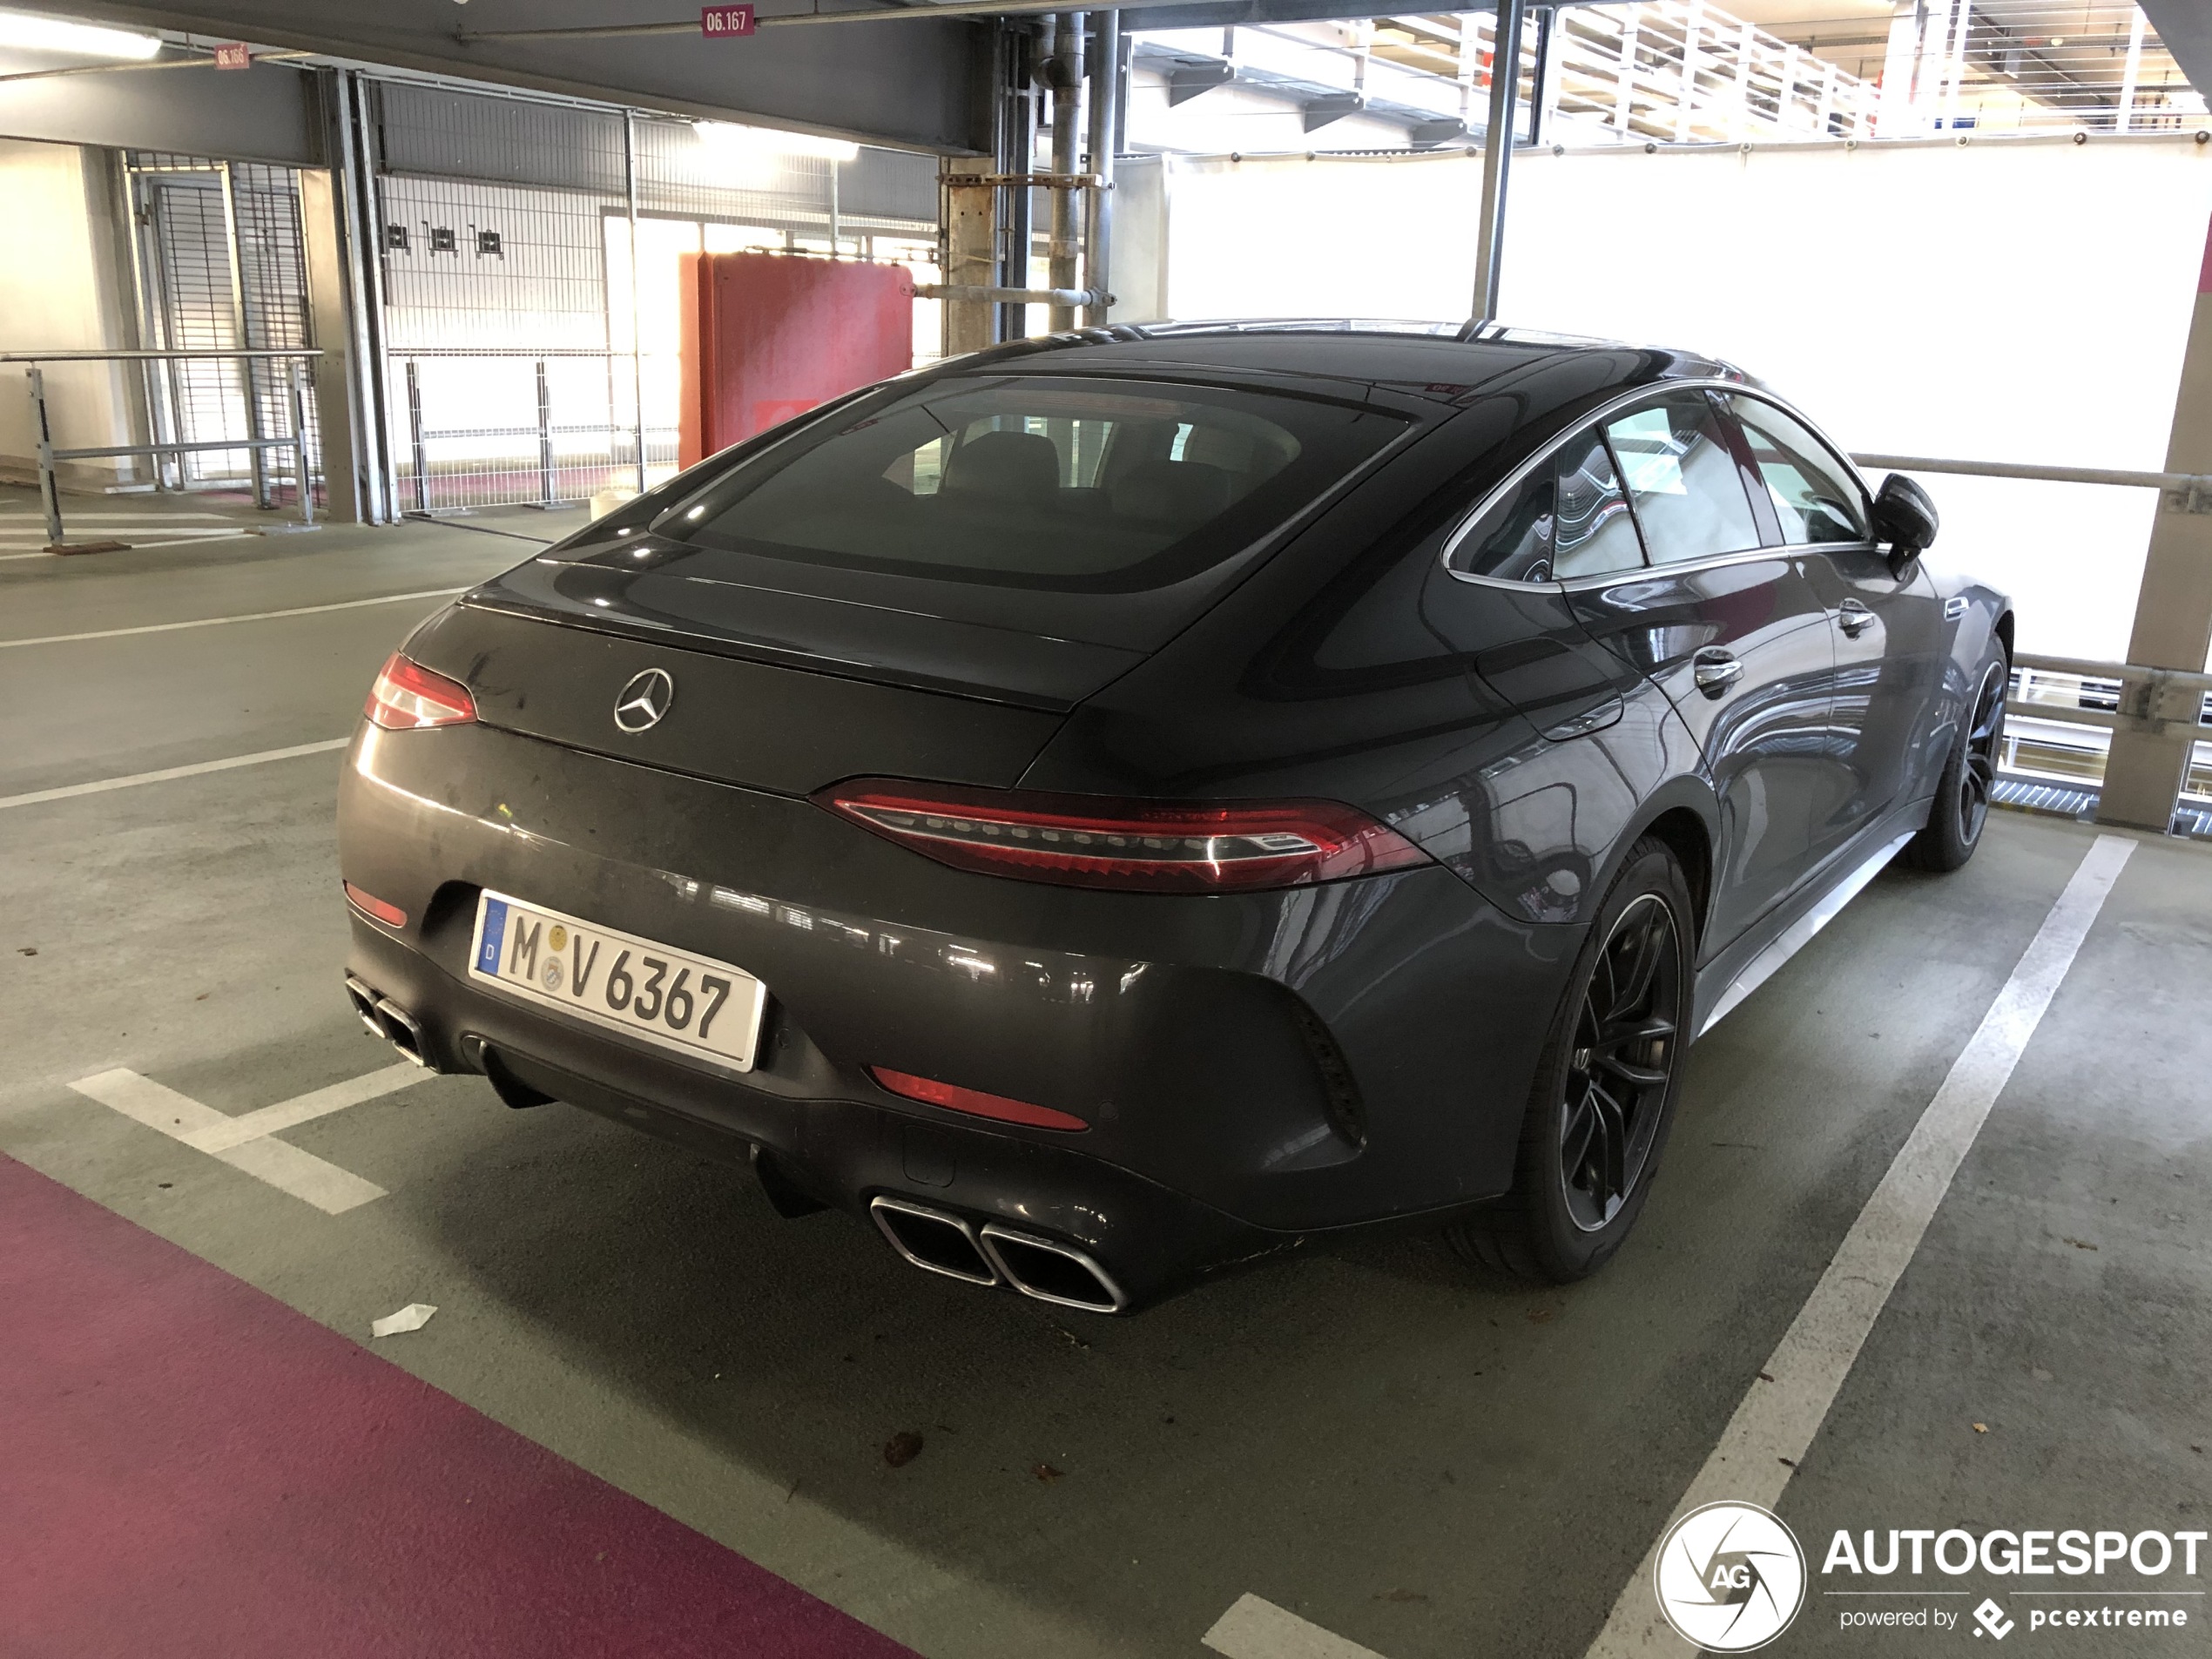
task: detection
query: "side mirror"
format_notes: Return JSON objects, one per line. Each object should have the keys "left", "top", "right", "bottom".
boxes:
{"left": 1871, "top": 473, "right": 1938, "bottom": 575}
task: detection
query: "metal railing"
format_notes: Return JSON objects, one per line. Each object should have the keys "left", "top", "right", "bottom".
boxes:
{"left": 1852, "top": 448, "right": 2212, "bottom": 832}
{"left": 6, "top": 347, "right": 322, "bottom": 549}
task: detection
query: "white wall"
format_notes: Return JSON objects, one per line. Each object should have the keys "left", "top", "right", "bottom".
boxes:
{"left": 0, "top": 138, "right": 138, "bottom": 489}
{"left": 1145, "top": 136, "right": 2212, "bottom": 664}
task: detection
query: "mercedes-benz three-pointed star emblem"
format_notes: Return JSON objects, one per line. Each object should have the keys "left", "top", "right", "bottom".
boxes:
{"left": 612, "top": 667, "right": 675, "bottom": 733}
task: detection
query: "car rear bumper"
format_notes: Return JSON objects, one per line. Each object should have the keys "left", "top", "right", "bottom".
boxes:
{"left": 337, "top": 720, "right": 1580, "bottom": 1306}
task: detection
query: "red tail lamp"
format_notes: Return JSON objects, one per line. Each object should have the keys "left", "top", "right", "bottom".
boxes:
{"left": 817, "top": 779, "right": 1431, "bottom": 894}
{"left": 366, "top": 652, "right": 476, "bottom": 730}
{"left": 343, "top": 881, "right": 407, "bottom": 927}
{"left": 869, "top": 1067, "right": 1089, "bottom": 1132}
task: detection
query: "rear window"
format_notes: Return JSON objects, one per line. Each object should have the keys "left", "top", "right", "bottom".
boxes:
{"left": 658, "top": 374, "right": 1410, "bottom": 591}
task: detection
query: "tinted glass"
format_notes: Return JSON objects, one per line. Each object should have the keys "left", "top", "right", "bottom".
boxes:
{"left": 1553, "top": 427, "right": 1643, "bottom": 579}
{"left": 1603, "top": 395, "right": 1763, "bottom": 565}
{"left": 663, "top": 375, "right": 1409, "bottom": 591}
{"left": 1727, "top": 395, "right": 1868, "bottom": 544}
{"left": 1449, "top": 467, "right": 1555, "bottom": 581}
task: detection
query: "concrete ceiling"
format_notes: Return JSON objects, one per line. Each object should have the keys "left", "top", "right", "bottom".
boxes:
{"left": 41, "top": 0, "right": 995, "bottom": 152}
{"left": 2140, "top": 0, "right": 2212, "bottom": 99}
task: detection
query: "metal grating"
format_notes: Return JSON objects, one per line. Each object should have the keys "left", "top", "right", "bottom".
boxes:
{"left": 127, "top": 152, "right": 320, "bottom": 506}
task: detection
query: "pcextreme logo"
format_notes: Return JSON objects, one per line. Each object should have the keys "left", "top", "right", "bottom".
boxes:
{"left": 1654, "top": 1501, "right": 1808, "bottom": 1652}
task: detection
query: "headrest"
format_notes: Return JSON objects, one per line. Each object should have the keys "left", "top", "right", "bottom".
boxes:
{"left": 941, "top": 430, "right": 1062, "bottom": 502}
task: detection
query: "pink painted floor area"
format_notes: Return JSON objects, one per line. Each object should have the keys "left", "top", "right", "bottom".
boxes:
{"left": 0, "top": 1155, "right": 915, "bottom": 1658}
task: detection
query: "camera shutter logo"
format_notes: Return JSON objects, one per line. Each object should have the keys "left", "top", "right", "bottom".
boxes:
{"left": 612, "top": 668, "right": 676, "bottom": 733}
{"left": 1653, "top": 1501, "right": 1807, "bottom": 1652}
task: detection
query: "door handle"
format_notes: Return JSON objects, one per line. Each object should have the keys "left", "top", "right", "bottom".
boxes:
{"left": 1837, "top": 599, "right": 1877, "bottom": 637}
{"left": 1692, "top": 648, "right": 1743, "bottom": 696}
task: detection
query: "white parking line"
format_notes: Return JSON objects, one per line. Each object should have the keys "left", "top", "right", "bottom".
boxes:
{"left": 0, "top": 586, "right": 466, "bottom": 650}
{"left": 69, "top": 1062, "right": 432, "bottom": 1213}
{"left": 1204, "top": 1595, "right": 1388, "bottom": 1659}
{"left": 0, "top": 530, "right": 254, "bottom": 560}
{"left": 1581, "top": 832, "right": 2136, "bottom": 1657}
{"left": 0, "top": 738, "right": 349, "bottom": 813}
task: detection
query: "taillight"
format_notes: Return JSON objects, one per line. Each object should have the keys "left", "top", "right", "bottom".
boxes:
{"left": 817, "top": 779, "right": 1432, "bottom": 894}
{"left": 366, "top": 652, "right": 475, "bottom": 730}
{"left": 869, "top": 1066, "right": 1089, "bottom": 1132}
{"left": 343, "top": 881, "right": 407, "bottom": 927}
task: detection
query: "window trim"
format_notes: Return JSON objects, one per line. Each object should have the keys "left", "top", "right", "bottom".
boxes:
{"left": 1718, "top": 388, "right": 1878, "bottom": 555}
{"left": 1441, "top": 378, "right": 1879, "bottom": 590}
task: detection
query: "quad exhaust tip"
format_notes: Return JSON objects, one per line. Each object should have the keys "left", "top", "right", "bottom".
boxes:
{"left": 868, "top": 1196, "right": 1127, "bottom": 1313}
{"left": 347, "top": 975, "right": 428, "bottom": 1068}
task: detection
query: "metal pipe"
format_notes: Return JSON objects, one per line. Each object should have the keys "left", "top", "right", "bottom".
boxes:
{"left": 1084, "top": 10, "right": 1121, "bottom": 327}
{"left": 289, "top": 361, "right": 315, "bottom": 527}
{"left": 405, "top": 358, "right": 428, "bottom": 512}
{"left": 1472, "top": 0, "right": 1525, "bottom": 322}
{"left": 1048, "top": 12, "right": 1086, "bottom": 333}
{"left": 624, "top": 110, "right": 647, "bottom": 496}
{"left": 917, "top": 283, "right": 1106, "bottom": 305}
{"left": 0, "top": 348, "right": 325, "bottom": 361}
{"left": 535, "top": 358, "right": 556, "bottom": 506}
{"left": 2014, "top": 651, "right": 2212, "bottom": 694}
{"left": 1850, "top": 453, "right": 2212, "bottom": 493}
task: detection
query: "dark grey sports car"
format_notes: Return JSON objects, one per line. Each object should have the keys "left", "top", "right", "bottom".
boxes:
{"left": 338, "top": 320, "right": 2009, "bottom": 1312}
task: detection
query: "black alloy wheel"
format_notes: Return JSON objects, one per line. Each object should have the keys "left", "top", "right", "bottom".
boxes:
{"left": 1905, "top": 652, "right": 2007, "bottom": 873}
{"left": 1559, "top": 892, "right": 1682, "bottom": 1233}
{"left": 1447, "top": 836, "right": 1693, "bottom": 1282}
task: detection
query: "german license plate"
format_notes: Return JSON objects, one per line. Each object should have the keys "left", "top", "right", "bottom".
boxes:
{"left": 467, "top": 891, "right": 766, "bottom": 1072}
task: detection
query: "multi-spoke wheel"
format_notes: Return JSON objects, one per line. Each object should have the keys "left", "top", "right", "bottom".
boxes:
{"left": 1559, "top": 893, "right": 1681, "bottom": 1233}
{"left": 1447, "top": 835, "right": 1693, "bottom": 1282}
{"left": 1905, "top": 651, "right": 2008, "bottom": 873}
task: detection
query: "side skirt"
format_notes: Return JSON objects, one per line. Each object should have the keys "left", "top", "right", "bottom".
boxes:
{"left": 1691, "top": 799, "right": 1932, "bottom": 1038}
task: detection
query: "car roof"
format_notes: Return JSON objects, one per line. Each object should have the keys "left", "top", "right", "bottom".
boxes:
{"left": 949, "top": 318, "right": 1748, "bottom": 408}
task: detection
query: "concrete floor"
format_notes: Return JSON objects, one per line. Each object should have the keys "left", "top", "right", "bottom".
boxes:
{"left": 2, "top": 507, "right": 2207, "bottom": 1657}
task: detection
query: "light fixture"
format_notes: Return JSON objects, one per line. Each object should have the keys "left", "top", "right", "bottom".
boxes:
{"left": 693, "top": 120, "right": 860, "bottom": 164}
{"left": 0, "top": 9, "right": 160, "bottom": 58}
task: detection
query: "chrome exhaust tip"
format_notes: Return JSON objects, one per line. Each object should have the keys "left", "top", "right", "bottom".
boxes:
{"left": 373, "top": 996, "right": 428, "bottom": 1068}
{"left": 869, "top": 1196, "right": 1000, "bottom": 1287}
{"left": 344, "top": 975, "right": 384, "bottom": 1039}
{"left": 979, "top": 1224, "right": 1129, "bottom": 1314}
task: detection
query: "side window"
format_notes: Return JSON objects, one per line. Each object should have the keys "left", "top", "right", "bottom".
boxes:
{"left": 1602, "top": 395, "right": 1763, "bottom": 566}
{"left": 1447, "top": 465, "right": 1555, "bottom": 581}
{"left": 1552, "top": 426, "right": 1643, "bottom": 579}
{"left": 1726, "top": 395, "right": 1869, "bottom": 544}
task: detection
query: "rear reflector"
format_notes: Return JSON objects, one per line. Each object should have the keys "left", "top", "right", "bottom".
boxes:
{"left": 366, "top": 652, "right": 476, "bottom": 730}
{"left": 343, "top": 881, "right": 407, "bottom": 927}
{"left": 869, "top": 1066, "right": 1089, "bottom": 1132}
{"left": 818, "top": 779, "right": 1432, "bottom": 894}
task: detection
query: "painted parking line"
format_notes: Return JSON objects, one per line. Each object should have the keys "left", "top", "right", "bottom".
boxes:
{"left": 1581, "top": 832, "right": 2136, "bottom": 1657}
{"left": 1204, "top": 1595, "right": 1388, "bottom": 1659}
{"left": 0, "top": 530, "right": 255, "bottom": 561}
{"left": 0, "top": 738, "right": 350, "bottom": 813}
{"left": 68, "top": 1061, "right": 433, "bottom": 1213}
{"left": 0, "top": 585, "right": 467, "bottom": 650}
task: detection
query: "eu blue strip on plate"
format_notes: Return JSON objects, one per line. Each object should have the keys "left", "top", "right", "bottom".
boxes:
{"left": 477, "top": 899, "right": 508, "bottom": 974}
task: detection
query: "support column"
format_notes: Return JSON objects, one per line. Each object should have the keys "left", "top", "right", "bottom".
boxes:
{"left": 1084, "top": 10, "right": 1121, "bottom": 327}
{"left": 941, "top": 161, "right": 998, "bottom": 356}
{"left": 297, "top": 166, "right": 362, "bottom": 523}
{"left": 1047, "top": 11, "right": 1086, "bottom": 334}
{"left": 2097, "top": 219, "right": 2212, "bottom": 833}
{"left": 1472, "top": 0, "right": 1526, "bottom": 323}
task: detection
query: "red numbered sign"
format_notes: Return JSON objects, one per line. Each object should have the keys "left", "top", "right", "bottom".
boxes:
{"left": 700, "top": 6, "right": 756, "bottom": 36}
{"left": 212, "top": 42, "right": 250, "bottom": 69}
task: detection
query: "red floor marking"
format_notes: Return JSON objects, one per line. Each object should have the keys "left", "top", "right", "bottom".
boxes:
{"left": 0, "top": 1155, "right": 917, "bottom": 1658}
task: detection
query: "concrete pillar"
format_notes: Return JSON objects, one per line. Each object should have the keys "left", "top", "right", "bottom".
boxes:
{"left": 941, "top": 160, "right": 997, "bottom": 356}
{"left": 2096, "top": 215, "right": 2212, "bottom": 832}
{"left": 297, "top": 169, "right": 362, "bottom": 523}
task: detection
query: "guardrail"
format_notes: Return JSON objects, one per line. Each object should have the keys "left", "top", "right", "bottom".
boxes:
{"left": 1853, "top": 449, "right": 2212, "bottom": 831}
{"left": 3, "top": 347, "right": 323, "bottom": 550}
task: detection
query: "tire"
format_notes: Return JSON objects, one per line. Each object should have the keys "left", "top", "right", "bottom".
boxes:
{"left": 1446, "top": 836, "right": 1694, "bottom": 1283}
{"left": 1902, "top": 650, "right": 2007, "bottom": 873}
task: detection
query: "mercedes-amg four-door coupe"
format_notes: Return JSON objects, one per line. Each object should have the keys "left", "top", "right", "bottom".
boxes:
{"left": 338, "top": 320, "right": 2008, "bottom": 1312}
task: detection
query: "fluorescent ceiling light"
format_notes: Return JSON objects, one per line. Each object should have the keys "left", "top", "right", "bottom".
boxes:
{"left": 694, "top": 120, "right": 860, "bottom": 164}
{"left": 0, "top": 9, "right": 161, "bottom": 58}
